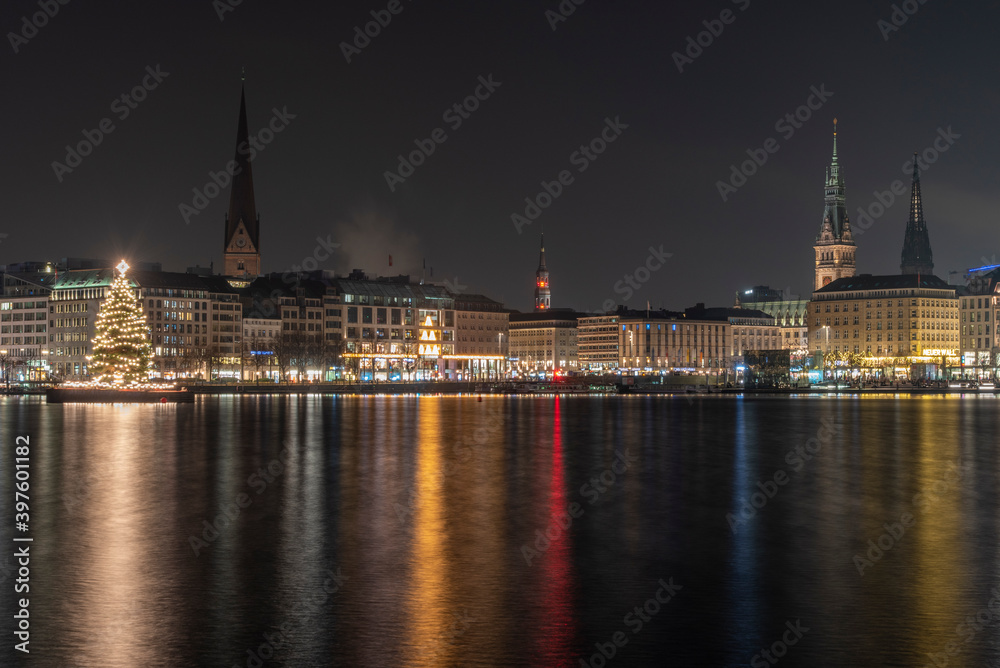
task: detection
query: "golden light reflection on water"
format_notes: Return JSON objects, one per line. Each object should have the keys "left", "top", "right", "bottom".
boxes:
{"left": 405, "top": 398, "right": 454, "bottom": 666}
{"left": 56, "top": 405, "right": 180, "bottom": 667}
{"left": 910, "top": 397, "right": 967, "bottom": 663}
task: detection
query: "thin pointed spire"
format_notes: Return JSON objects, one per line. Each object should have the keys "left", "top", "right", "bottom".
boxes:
{"left": 909, "top": 151, "right": 923, "bottom": 224}
{"left": 225, "top": 80, "right": 258, "bottom": 246}
{"left": 900, "top": 153, "right": 933, "bottom": 275}
{"left": 831, "top": 118, "right": 838, "bottom": 163}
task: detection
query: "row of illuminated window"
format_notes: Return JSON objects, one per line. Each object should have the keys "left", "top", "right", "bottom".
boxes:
{"left": 0, "top": 336, "right": 46, "bottom": 345}
{"left": 1, "top": 325, "right": 46, "bottom": 333}
{"left": 53, "top": 318, "right": 88, "bottom": 328}
{"left": 0, "top": 301, "right": 47, "bottom": 310}
{"left": 818, "top": 298, "right": 956, "bottom": 313}
{"left": 147, "top": 300, "right": 208, "bottom": 310}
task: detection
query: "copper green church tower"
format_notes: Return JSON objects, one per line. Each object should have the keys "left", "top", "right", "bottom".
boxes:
{"left": 813, "top": 119, "right": 857, "bottom": 290}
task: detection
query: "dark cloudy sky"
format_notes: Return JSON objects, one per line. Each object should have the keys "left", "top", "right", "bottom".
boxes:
{"left": 2, "top": 0, "right": 999, "bottom": 312}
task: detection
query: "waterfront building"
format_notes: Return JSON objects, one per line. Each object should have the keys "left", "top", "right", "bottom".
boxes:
{"left": 617, "top": 309, "right": 695, "bottom": 371}
{"left": 333, "top": 272, "right": 455, "bottom": 381}
{"left": 509, "top": 309, "right": 580, "bottom": 376}
{"left": 452, "top": 293, "right": 508, "bottom": 380}
{"left": 0, "top": 267, "right": 55, "bottom": 382}
{"left": 958, "top": 265, "right": 1000, "bottom": 379}
{"left": 49, "top": 268, "right": 240, "bottom": 380}
{"left": 737, "top": 286, "right": 810, "bottom": 351}
{"left": 577, "top": 313, "right": 620, "bottom": 372}
{"left": 242, "top": 315, "right": 282, "bottom": 381}
{"left": 683, "top": 304, "right": 780, "bottom": 366}
{"left": 813, "top": 120, "right": 857, "bottom": 290}
{"left": 808, "top": 274, "right": 959, "bottom": 378}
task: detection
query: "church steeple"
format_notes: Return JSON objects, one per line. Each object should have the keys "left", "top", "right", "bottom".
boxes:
{"left": 534, "top": 233, "right": 550, "bottom": 311}
{"left": 224, "top": 76, "right": 261, "bottom": 279}
{"left": 900, "top": 154, "right": 934, "bottom": 275}
{"left": 813, "top": 119, "right": 857, "bottom": 290}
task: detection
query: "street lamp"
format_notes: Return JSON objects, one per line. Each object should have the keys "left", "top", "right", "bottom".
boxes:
{"left": 0, "top": 349, "right": 8, "bottom": 392}
{"left": 819, "top": 326, "right": 830, "bottom": 379}
{"left": 498, "top": 332, "right": 505, "bottom": 380}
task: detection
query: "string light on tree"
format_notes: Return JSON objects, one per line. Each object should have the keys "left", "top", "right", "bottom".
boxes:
{"left": 89, "top": 259, "right": 153, "bottom": 386}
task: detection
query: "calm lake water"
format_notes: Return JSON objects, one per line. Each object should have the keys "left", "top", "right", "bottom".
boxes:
{"left": 2, "top": 394, "right": 1000, "bottom": 667}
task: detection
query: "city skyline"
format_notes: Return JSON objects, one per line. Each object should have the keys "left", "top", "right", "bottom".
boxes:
{"left": 3, "top": 2, "right": 1000, "bottom": 312}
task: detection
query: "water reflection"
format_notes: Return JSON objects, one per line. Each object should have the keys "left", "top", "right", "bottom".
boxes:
{"left": 2, "top": 395, "right": 1000, "bottom": 667}
{"left": 534, "top": 397, "right": 575, "bottom": 666}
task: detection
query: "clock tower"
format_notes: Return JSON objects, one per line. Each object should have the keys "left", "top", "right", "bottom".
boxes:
{"left": 223, "top": 76, "right": 261, "bottom": 279}
{"left": 813, "top": 119, "right": 856, "bottom": 290}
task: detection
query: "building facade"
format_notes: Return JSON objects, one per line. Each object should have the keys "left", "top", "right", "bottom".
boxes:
{"left": 509, "top": 310, "right": 579, "bottom": 375}
{"left": 737, "top": 286, "right": 809, "bottom": 351}
{"left": 242, "top": 316, "right": 282, "bottom": 381}
{"left": 958, "top": 266, "right": 1000, "bottom": 378}
{"left": 577, "top": 313, "right": 619, "bottom": 371}
{"left": 809, "top": 274, "right": 959, "bottom": 377}
{"left": 452, "top": 293, "right": 508, "bottom": 380}
{"left": 0, "top": 269, "right": 54, "bottom": 382}
{"left": 49, "top": 268, "right": 240, "bottom": 381}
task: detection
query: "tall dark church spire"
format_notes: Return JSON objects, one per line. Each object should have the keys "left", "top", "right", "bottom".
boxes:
{"left": 900, "top": 155, "right": 934, "bottom": 275}
{"left": 224, "top": 77, "right": 261, "bottom": 278}
{"left": 534, "top": 233, "right": 550, "bottom": 311}
{"left": 813, "top": 119, "right": 856, "bottom": 290}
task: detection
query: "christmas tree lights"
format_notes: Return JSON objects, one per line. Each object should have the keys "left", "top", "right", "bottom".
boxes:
{"left": 89, "top": 260, "right": 153, "bottom": 386}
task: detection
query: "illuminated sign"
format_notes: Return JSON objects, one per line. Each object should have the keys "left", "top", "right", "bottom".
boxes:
{"left": 924, "top": 349, "right": 957, "bottom": 356}
{"left": 418, "top": 314, "right": 440, "bottom": 357}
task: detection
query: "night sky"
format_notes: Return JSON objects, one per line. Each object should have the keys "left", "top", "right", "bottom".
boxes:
{"left": 3, "top": 0, "right": 999, "bottom": 312}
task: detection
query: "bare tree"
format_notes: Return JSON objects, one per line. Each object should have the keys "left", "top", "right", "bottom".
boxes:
{"left": 245, "top": 332, "right": 268, "bottom": 383}
{"left": 271, "top": 334, "right": 291, "bottom": 382}
{"left": 289, "top": 330, "right": 311, "bottom": 381}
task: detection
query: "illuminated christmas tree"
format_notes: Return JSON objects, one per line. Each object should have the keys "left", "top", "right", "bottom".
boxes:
{"left": 90, "top": 260, "right": 152, "bottom": 385}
